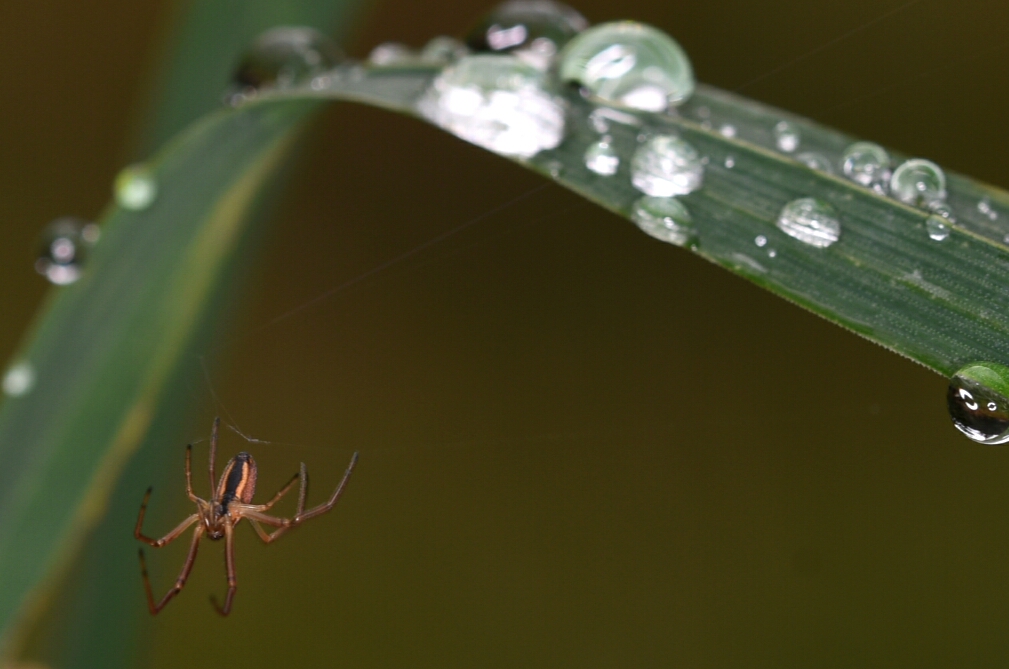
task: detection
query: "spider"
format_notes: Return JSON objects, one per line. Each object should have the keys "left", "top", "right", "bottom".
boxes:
{"left": 134, "top": 417, "right": 358, "bottom": 616}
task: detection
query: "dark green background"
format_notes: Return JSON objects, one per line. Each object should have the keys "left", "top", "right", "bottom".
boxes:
{"left": 2, "top": 0, "right": 1009, "bottom": 666}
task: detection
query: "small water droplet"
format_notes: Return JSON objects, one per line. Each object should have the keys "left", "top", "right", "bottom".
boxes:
{"left": 35, "top": 217, "right": 98, "bottom": 285}
{"left": 227, "top": 27, "right": 343, "bottom": 104}
{"left": 630, "top": 135, "right": 704, "bottom": 197}
{"left": 767, "top": 248, "right": 777, "bottom": 258}
{"left": 925, "top": 214, "right": 950, "bottom": 241}
{"left": 724, "top": 156, "right": 735, "bottom": 169}
{"left": 2, "top": 361, "right": 35, "bottom": 397}
{"left": 545, "top": 159, "right": 563, "bottom": 177}
{"left": 368, "top": 42, "right": 413, "bottom": 65}
{"left": 773, "top": 121, "right": 800, "bottom": 153}
{"left": 796, "top": 152, "right": 834, "bottom": 174}
{"left": 558, "top": 21, "right": 694, "bottom": 112}
{"left": 978, "top": 197, "right": 1000, "bottom": 221}
{"left": 417, "top": 54, "right": 566, "bottom": 158}
{"left": 584, "top": 140, "right": 619, "bottom": 175}
{"left": 840, "top": 142, "right": 890, "bottom": 187}
{"left": 927, "top": 200, "right": 956, "bottom": 222}
{"left": 114, "top": 164, "right": 157, "bottom": 211}
{"left": 630, "top": 196, "right": 695, "bottom": 246}
{"left": 947, "top": 362, "right": 1009, "bottom": 444}
{"left": 420, "top": 36, "right": 469, "bottom": 64}
{"left": 754, "top": 235, "right": 767, "bottom": 247}
{"left": 588, "top": 106, "right": 641, "bottom": 134}
{"left": 719, "top": 124, "right": 737, "bottom": 138}
{"left": 890, "top": 158, "right": 946, "bottom": 206}
{"left": 466, "top": 1, "right": 588, "bottom": 70}
{"left": 776, "top": 198, "right": 841, "bottom": 248}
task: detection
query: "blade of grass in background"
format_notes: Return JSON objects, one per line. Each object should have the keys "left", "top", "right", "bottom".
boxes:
{"left": 0, "top": 0, "right": 366, "bottom": 663}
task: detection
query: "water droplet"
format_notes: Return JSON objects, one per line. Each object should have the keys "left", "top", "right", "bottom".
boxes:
{"left": 227, "top": 27, "right": 343, "bottom": 104}
{"left": 754, "top": 235, "right": 768, "bottom": 247}
{"left": 420, "top": 36, "right": 468, "bottom": 64}
{"left": 719, "top": 124, "right": 737, "bottom": 138}
{"left": 947, "top": 362, "right": 1009, "bottom": 444}
{"left": 776, "top": 198, "right": 841, "bottom": 248}
{"left": 927, "top": 200, "right": 956, "bottom": 221}
{"left": 558, "top": 21, "right": 694, "bottom": 112}
{"left": 630, "top": 135, "right": 704, "bottom": 197}
{"left": 724, "top": 156, "right": 735, "bottom": 169}
{"left": 114, "top": 164, "right": 157, "bottom": 211}
{"left": 767, "top": 248, "right": 777, "bottom": 258}
{"left": 368, "top": 42, "right": 413, "bottom": 65}
{"left": 630, "top": 196, "right": 695, "bottom": 246}
{"left": 978, "top": 197, "right": 1000, "bottom": 221}
{"left": 773, "top": 121, "right": 799, "bottom": 153}
{"left": 35, "top": 217, "right": 98, "bottom": 285}
{"left": 925, "top": 214, "right": 950, "bottom": 241}
{"left": 890, "top": 158, "right": 946, "bottom": 206}
{"left": 841, "top": 142, "right": 890, "bottom": 187}
{"left": 466, "top": 1, "right": 588, "bottom": 70}
{"left": 796, "top": 152, "right": 834, "bottom": 174}
{"left": 2, "top": 361, "right": 35, "bottom": 397}
{"left": 584, "top": 139, "right": 619, "bottom": 175}
{"left": 417, "top": 54, "right": 566, "bottom": 158}
{"left": 587, "top": 106, "right": 641, "bottom": 133}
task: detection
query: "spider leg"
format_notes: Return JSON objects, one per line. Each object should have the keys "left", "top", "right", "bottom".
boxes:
{"left": 296, "top": 451, "right": 358, "bottom": 523}
{"left": 210, "top": 521, "right": 238, "bottom": 616}
{"left": 237, "top": 452, "right": 358, "bottom": 542}
{"left": 139, "top": 524, "right": 204, "bottom": 614}
{"left": 134, "top": 487, "right": 199, "bottom": 546}
{"left": 185, "top": 444, "right": 198, "bottom": 502}
{"left": 246, "top": 470, "right": 300, "bottom": 512}
{"left": 208, "top": 417, "right": 220, "bottom": 497}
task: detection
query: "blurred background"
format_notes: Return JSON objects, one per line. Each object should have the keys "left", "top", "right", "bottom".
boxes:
{"left": 2, "top": 0, "right": 1009, "bottom": 666}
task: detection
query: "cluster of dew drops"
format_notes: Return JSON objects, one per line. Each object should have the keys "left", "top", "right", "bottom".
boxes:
{"left": 6, "top": 0, "right": 1009, "bottom": 446}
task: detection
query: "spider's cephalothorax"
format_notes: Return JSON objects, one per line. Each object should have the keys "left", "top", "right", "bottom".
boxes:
{"left": 134, "top": 418, "right": 358, "bottom": 615}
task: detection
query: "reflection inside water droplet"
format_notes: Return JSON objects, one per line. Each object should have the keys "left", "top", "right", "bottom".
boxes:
{"left": 630, "top": 134, "right": 704, "bottom": 197}
{"left": 776, "top": 198, "right": 841, "bottom": 248}
{"left": 925, "top": 214, "right": 950, "bottom": 241}
{"left": 227, "top": 27, "right": 343, "bottom": 104}
{"left": 890, "top": 158, "right": 946, "bottom": 206}
{"left": 465, "top": 0, "right": 588, "bottom": 70}
{"left": 418, "top": 54, "right": 566, "bottom": 158}
{"left": 558, "top": 21, "right": 694, "bottom": 112}
{"left": 35, "top": 217, "right": 98, "bottom": 285}
{"left": 947, "top": 362, "right": 1009, "bottom": 444}
{"left": 631, "top": 195, "right": 695, "bottom": 246}
{"left": 841, "top": 141, "right": 889, "bottom": 187}
{"left": 584, "top": 139, "right": 619, "bottom": 175}
{"left": 773, "top": 120, "right": 799, "bottom": 153}
{"left": 114, "top": 164, "right": 157, "bottom": 211}
{"left": 2, "top": 361, "right": 35, "bottom": 397}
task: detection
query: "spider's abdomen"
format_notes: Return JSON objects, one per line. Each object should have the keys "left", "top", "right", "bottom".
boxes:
{"left": 218, "top": 451, "right": 258, "bottom": 510}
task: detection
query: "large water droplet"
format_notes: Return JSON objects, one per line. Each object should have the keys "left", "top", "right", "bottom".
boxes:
{"left": 2, "top": 361, "right": 35, "bottom": 397}
{"left": 630, "top": 135, "right": 703, "bottom": 197}
{"left": 841, "top": 141, "right": 890, "bottom": 187}
{"left": 947, "top": 362, "right": 1009, "bottom": 444}
{"left": 584, "top": 139, "right": 619, "bottom": 175}
{"left": 418, "top": 54, "right": 566, "bottom": 158}
{"left": 890, "top": 158, "right": 946, "bottom": 206}
{"left": 631, "top": 196, "right": 695, "bottom": 246}
{"left": 925, "top": 214, "right": 950, "bottom": 241}
{"left": 465, "top": 1, "right": 588, "bottom": 70}
{"left": 35, "top": 218, "right": 99, "bottom": 285}
{"left": 114, "top": 164, "right": 157, "bottom": 211}
{"left": 558, "top": 21, "right": 694, "bottom": 112}
{"left": 776, "top": 198, "right": 841, "bottom": 248}
{"left": 228, "top": 27, "right": 343, "bottom": 104}
{"left": 773, "top": 121, "right": 800, "bottom": 153}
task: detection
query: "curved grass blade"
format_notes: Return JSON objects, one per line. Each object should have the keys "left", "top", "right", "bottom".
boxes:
{"left": 0, "top": 98, "right": 320, "bottom": 657}
{"left": 249, "top": 63, "right": 1009, "bottom": 376}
